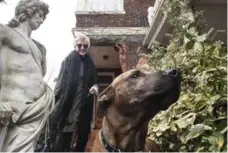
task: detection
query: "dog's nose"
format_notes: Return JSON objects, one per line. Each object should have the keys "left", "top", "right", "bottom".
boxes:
{"left": 166, "top": 69, "right": 180, "bottom": 77}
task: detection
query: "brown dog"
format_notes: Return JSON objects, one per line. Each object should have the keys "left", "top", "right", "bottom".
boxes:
{"left": 91, "top": 69, "right": 181, "bottom": 152}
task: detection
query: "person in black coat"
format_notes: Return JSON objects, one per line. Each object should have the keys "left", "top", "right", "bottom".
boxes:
{"left": 50, "top": 34, "right": 99, "bottom": 152}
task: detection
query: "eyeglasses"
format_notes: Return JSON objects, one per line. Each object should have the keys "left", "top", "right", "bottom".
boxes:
{"left": 77, "top": 44, "right": 89, "bottom": 49}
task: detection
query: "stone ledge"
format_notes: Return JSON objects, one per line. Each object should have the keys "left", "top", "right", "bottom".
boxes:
{"left": 73, "top": 27, "right": 149, "bottom": 36}
{"left": 72, "top": 27, "right": 148, "bottom": 45}
{"left": 75, "top": 10, "right": 126, "bottom": 15}
{"left": 88, "top": 35, "right": 145, "bottom": 46}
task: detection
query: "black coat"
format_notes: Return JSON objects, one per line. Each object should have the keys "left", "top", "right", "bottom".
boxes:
{"left": 49, "top": 51, "right": 97, "bottom": 145}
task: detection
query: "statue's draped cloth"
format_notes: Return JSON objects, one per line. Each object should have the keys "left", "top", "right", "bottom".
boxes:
{"left": 0, "top": 85, "right": 54, "bottom": 152}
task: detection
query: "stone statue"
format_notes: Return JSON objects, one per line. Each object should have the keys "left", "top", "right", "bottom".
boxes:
{"left": 0, "top": 0, "right": 54, "bottom": 152}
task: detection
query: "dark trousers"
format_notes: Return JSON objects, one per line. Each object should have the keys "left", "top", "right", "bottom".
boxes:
{"left": 74, "top": 94, "right": 93, "bottom": 152}
{"left": 74, "top": 116, "right": 91, "bottom": 152}
{"left": 53, "top": 132, "right": 72, "bottom": 152}
{"left": 53, "top": 107, "right": 92, "bottom": 152}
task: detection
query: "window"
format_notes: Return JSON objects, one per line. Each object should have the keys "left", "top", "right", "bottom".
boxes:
{"left": 76, "top": 0, "right": 125, "bottom": 14}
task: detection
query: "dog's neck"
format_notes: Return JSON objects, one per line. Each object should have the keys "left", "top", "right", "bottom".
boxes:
{"left": 101, "top": 113, "right": 149, "bottom": 152}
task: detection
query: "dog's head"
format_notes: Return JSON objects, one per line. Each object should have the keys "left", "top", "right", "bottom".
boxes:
{"left": 97, "top": 69, "right": 181, "bottom": 122}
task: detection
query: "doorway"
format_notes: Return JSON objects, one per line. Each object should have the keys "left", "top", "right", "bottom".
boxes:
{"left": 89, "top": 46, "right": 122, "bottom": 92}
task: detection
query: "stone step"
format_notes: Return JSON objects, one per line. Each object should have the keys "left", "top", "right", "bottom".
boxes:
{"left": 85, "top": 147, "right": 92, "bottom": 152}
{"left": 85, "top": 116, "right": 103, "bottom": 151}
{"left": 85, "top": 129, "right": 100, "bottom": 151}
{"left": 86, "top": 130, "right": 99, "bottom": 145}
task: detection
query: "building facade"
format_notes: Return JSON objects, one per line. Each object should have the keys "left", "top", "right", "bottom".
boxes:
{"left": 73, "top": 1, "right": 155, "bottom": 151}
{"left": 73, "top": 0, "right": 154, "bottom": 91}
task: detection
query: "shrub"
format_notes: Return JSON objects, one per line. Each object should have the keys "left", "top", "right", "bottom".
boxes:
{"left": 146, "top": 0, "right": 227, "bottom": 152}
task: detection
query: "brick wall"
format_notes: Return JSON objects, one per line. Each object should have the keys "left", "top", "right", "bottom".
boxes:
{"left": 76, "top": 0, "right": 154, "bottom": 27}
{"left": 76, "top": 0, "right": 153, "bottom": 71}
{"left": 125, "top": 43, "right": 141, "bottom": 70}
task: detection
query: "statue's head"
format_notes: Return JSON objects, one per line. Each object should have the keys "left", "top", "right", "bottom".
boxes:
{"left": 8, "top": 0, "right": 49, "bottom": 29}
{"left": 73, "top": 34, "right": 91, "bottom": 56}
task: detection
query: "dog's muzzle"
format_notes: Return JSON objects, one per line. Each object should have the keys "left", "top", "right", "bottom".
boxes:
{"left": 165, "top": 69, "right": 181, "bottom": 78}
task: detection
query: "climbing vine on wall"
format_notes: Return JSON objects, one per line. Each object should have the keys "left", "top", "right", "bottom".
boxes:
{"left": 146, "top": 0, "right": 227, "bottom": 152}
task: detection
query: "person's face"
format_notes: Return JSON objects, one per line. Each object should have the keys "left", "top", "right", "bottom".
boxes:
{"left": 28, "top": 10, "right": 44, "bottom": 30}
{"left": 75, "top": 38, "right": 89, "bottom": 56}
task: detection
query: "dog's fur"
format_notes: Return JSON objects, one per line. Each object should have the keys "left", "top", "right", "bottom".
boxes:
{"left": 91, "top": 69, "right": 181, "bottom": 152}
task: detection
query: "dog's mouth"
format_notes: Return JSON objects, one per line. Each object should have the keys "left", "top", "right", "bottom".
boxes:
{"left": 141, "top": 83, "right": 180, "bottom": 109}
{"left": 155, "top": 85, "right": 180, "bottom": 109}
{"left": 141, "top": 70, "right": 181, "bottom": 111}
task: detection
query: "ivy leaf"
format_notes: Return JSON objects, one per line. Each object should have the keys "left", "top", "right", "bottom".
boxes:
{"left": 180, "top": 145, "right": 187, "bottom": 151}
{"left": 221, "top": 127, "right": 228, "bottom": 134}
{"left": 195, "top": 145, "right": 205, "bottom": 152}
{"left": 170, "top": 123, "right": 177, "bottom": 132}
{"left": 193, "top": 42, "right": 203, "bottom": 52}
{"left": 169, "top": 143, "right": 174, "bottom": 149}
{"left": 196, "top": 34, "right": 208, "bottom": 42}
{"left": 174, "top": 113, "right": 196, "bottom": 129}
{"left": 199, "top": 71, "right": 207, "bottom": 86}
{"left": 185, "top": 124, "right": 213, "bottom": 143}
{"left": 209, "top": 132, "right": 224, "bottom": 149}
{"left": 187, "top": 26, "right": 197, "bottom": 36}
{"left": 180, "top": 130, "right": 188, "bottom": 144}
{"left": 185, "top": 40, "right": 195, "bottom": 50}
{"left": 167, "top": 43, "right": 177, "bottom": 51}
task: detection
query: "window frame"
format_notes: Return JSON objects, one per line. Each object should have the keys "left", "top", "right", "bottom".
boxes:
{"left": 75, "top": 0, "right": 125, "bottom": 15}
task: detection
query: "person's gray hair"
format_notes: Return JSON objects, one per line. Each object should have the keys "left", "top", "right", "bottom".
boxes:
{"left": 73, "top": 34, "right": 91, "bottom": 48}
{"left": 8, "top": 0, "right": 49, "bottom": 28}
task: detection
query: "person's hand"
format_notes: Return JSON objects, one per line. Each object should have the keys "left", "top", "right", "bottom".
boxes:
{"left": 0, "top": 103, "right": 13, "bottom": 126}
{"left": 89, "top": 85, "right": 99, "bottom": 96}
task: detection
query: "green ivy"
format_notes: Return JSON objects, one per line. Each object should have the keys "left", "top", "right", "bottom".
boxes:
{"left": 146, "top": 0, "right": 227, "bottom": 152}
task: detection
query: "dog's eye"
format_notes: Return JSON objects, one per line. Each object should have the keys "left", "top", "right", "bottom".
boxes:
{"left": 131, "top": 72, "right": 140, "bottom": 78}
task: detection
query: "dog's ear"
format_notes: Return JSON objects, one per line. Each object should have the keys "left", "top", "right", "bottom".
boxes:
{"left": 97, "top": 85, "right": 115, "bottom": 118}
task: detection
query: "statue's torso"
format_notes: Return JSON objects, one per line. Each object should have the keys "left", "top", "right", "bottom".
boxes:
{"left": 0, "top": 26, "right": 45, "bottom": 103}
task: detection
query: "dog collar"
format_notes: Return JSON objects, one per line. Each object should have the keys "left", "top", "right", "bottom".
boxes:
{"left": 99, "top": 129, "right": 122, "bottom": 152}
{"left": 99, "top": 129, "right": 144, "bottom": 152}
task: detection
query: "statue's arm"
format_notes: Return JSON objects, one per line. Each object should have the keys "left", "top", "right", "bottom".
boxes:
{"left": 0, "top": 24, "right": 12, "bottom": 126}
